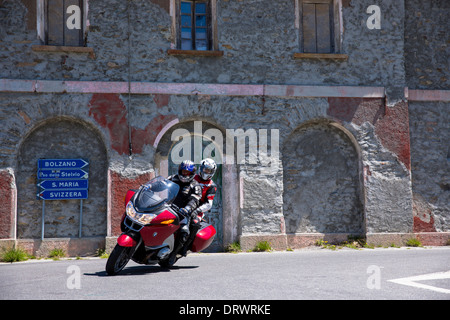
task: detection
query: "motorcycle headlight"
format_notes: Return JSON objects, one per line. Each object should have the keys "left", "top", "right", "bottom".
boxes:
{"left": 126, "top": 202, "right": 156, "bottom": 225}
{"left": 126, "top": 202, "right": 137, "bottom": 219}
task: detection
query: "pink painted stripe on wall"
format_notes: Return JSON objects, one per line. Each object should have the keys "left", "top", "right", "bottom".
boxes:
{"left": 0, "top": 79, "right": 384, "bottom": 98}
{"left": 407, "top": 89, "right": 450, "bottom": 102}
{"left": 132, "top": 82, "right": 264, "bottom": 96}
{"left": 1, "top": 79, "right": 447, "bottom": 101}
{"left": 264, "top": 84, "right": 385, "bottom": 98}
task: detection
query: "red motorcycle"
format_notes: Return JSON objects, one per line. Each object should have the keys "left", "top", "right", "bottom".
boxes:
{"left": 106, "top": 176, "right": 216, "bottom": 275}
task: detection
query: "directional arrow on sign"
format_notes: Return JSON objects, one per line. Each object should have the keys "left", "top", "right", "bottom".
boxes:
{"left": 37, "top": 189, "right": 89, "bottom": 200}
{"left": 38, "top": 158, "right": 89, "bottom": 169}
{"left": 38, "top": 169, "right": 88, "bottom": 180}
{"left": 38, "top": 179, "right": 89, "bottom": 190}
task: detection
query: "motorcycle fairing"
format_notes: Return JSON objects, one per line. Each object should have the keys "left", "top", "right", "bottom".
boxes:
{"left": 140, "top": 223, "right": 180, "bottom": 247}
{"left": 117, "top": 233, "right": 138, "bottom": 247}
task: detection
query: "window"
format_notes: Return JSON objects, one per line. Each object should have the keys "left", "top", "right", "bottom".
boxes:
{"left": 298, "top": 0, "right": 343, "bottom": 55}
{"left": 168, "top": 0, "right": 221, "bottom": 56}
{"left": 302, "top": 0, "right": 334, "bottom": 53}
{"left": 37, "top": 0, "right": 85, "bottom": 47}
{"left": 179, "top": 0, "right": 211, "bottom": 51}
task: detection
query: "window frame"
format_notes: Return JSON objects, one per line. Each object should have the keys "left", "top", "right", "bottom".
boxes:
{"left": 295, "top": 0, "right": 344, "bottom": 56}
{"left": 169, "top": 0, "right": 220, "bottom": 54}
{"left": 37, "top": 0, "right": 88, "bottom": 47}
{"left": 179, "top": 0, "right": 211, "bottom": 51}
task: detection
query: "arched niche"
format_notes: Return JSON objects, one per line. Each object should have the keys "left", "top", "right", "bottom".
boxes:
{"left": 16, "top": 117, "right": 108, "bottom": 239}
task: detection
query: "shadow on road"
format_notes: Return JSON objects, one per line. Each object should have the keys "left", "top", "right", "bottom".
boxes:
{"left": 84, "top": 264, "right": 199, "bottom": 277}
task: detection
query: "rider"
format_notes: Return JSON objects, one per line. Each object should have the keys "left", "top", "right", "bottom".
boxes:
{"left": 167, "top": 160, "right": 202, "bottom": 261}
{"left": 179, "top": 158, "right": 217, "bottom": 256}
{"left": 194, "top": 158, "right": 218, "bottom": 220}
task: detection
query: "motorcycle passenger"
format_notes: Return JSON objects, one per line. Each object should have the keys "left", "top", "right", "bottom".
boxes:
{"left": 180, "top": 158, "right": 218, "bottom": 256}
{"left": 194, "top": 158, "right": 218, "bottom": 220}
{"left": 167, "top": 160, "right": 202, "bottom": 261}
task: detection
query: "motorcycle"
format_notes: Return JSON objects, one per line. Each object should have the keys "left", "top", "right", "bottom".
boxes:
{"left": 106, "top": 176, "right": 216, "bottom": 275}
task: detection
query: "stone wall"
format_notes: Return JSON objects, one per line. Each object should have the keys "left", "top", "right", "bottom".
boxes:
{"left": 1, "top": 0, "right": 405, "bottom": 88}
{"left": 0, "top": 169, "right": 15, "bottom": 239}
{"left": 404, "top": 0, "right": 449, "bottom": 90}
{"left": 1, "top": 89, "right": 418, "bottom": 245}
{"left": 404, "top": 0, "right": 450, "bottom": 238}
{"left": 283, "top": 121, "right": 363, "bottom": 234}
{"left": 0, "top": 0, "right": 448, "bottom": 253}
{"left": 409, "top": 101, "right": 450, "bottom": 233}
{"left": 16, "top": 118, "right": 108, "bottom": 238}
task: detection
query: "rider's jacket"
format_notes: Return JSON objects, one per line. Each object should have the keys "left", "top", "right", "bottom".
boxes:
{"left": 193, "top": 175, "right": 217, "bottom": 217}
{"left": 168, "top": 174, "right": 202, "bottom": 213}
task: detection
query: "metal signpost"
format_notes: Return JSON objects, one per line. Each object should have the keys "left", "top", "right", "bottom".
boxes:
{"left": 37, "top": 159, "right": 89, "bottom": 240}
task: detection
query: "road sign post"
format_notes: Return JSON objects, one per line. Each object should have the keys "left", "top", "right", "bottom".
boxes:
{"left": 37, "top": 159, "right": 89, "bottom": 239}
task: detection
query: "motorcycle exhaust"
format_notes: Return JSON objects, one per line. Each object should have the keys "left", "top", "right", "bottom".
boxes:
{"left": 156, "top": 247, "right": 171, "bottom": 260}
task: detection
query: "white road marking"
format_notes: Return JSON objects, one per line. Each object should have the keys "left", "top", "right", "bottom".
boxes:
{"left": 388, "top": 271, "right": 450, "bottom": 294}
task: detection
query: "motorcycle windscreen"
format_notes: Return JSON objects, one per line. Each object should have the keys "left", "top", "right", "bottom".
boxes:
{"left": 134, "top": 176, "right": 180, "bottom": 212}
{"left": 191, "top": 222, "right": 216, "bottom": 252}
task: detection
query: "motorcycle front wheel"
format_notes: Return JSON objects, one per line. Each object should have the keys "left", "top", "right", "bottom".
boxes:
{"left": 106, "top": 244, "right": 134, "bottom": 275}
{"left": 158, "top": 254, "right": 179, "bottom": 268}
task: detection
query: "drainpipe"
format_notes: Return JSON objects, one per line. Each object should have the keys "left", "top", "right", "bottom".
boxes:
{"left": 127, "top": 0, "right": 133, "bottom": 157}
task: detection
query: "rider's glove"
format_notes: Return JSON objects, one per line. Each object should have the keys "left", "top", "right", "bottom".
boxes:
{"left": 179, "top": 206, "right": 191, "bottom": 217}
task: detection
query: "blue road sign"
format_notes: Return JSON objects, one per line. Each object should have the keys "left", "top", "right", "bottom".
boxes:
{"left": 38, "top": 179, "right": 89, "bottom": 190}
{"left": 38, "top": 169, "right": 88, "bottom": 180}
{"left": 38, "top": 159, "right": 89, "bottom": 169}
{"left": 37, "top": 189, "right": 88, "bottom": 200}
{"left": 37, "top": 159, "right": 89, "bottom": 201}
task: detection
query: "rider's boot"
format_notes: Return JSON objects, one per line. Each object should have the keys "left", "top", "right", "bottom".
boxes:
{"left": 167, "top": 223, "right": 190, "bottom": 264}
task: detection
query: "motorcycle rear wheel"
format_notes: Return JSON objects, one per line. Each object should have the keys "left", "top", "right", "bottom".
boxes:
{"left": 106, "top": 245, "right": 134, "bottom": 275}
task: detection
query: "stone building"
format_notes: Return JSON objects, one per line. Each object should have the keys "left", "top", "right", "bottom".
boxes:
{"left": 0, "top": 0, "right": 448, "bottom": 256}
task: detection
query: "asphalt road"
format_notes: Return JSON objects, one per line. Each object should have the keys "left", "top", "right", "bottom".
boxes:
{"left": 1, "top": 246, "right": 449, "bottom": 301}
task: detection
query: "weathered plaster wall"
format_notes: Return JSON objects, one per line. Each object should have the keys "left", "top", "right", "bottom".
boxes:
{"left": 2, "top": 0, "right": 405, "bottom": 89}
{"left": 283, "top": 122, "right": 363, "bottom": 234}
{"left": 15, "top": 118, "right": 107, "bottom": 238}
{"left": 0, "top": 91, "right": 157, "bottom": 239}
{"left": 404, "top": 0, "right": 449, "bottom": 90}
{"left": 0, "top": 90, "right": 415, "bottom": 240}
{"left": 328, "top": 98, "right": 413, "bottom": 234}
{"left": 0, "top": 0, "right": 448, "bottom": 251}
{"left": 404, "top": 0, "right": 449, "bottom": 236}
{"left": 409, "top": 101, "right": 449, "bottom": 233}
{"left": 0, "top": 168, "right": 16, "bottom": 239}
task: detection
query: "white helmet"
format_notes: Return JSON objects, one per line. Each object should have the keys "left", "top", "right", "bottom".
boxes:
{"left": 199, "top": 158, "right": 217, "bottom": 181}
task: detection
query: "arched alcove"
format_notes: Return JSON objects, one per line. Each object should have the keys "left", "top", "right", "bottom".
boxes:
{"left": 153, "top": 120, "right": 230, "bottom": 251}
{"left": 282, "top": 120, "right": 364, "bottom": 235}
{"left": 16, "top": 117, "right": 108, "bottom": 239}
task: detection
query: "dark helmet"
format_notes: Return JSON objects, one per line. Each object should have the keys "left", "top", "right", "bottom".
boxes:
{"left": 178, "top": 160, "right": 196, "bottom": 183}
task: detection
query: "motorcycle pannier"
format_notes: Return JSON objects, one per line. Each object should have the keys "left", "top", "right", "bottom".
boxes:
{"left": 191, "top": 221, "right": 216, "bottom": 252}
